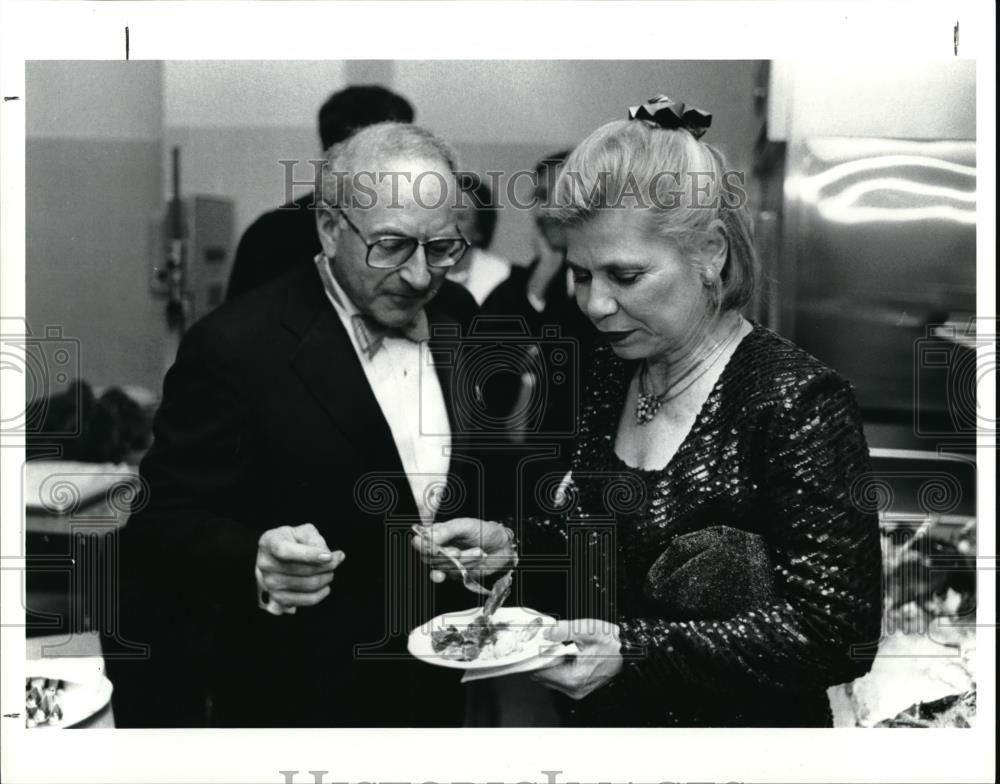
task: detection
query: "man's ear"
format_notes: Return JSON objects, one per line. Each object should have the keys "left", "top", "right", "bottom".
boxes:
{"left": 316, "top": 206, "right": 340, "bottom": 259}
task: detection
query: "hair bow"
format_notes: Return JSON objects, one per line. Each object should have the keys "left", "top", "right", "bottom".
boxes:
{"left": 628, "top": 95, "right": 712, "bottom": 139}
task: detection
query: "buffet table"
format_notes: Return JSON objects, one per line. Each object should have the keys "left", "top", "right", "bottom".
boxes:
{"left": 26, "top": 633, "right": 115, "bottom": 728}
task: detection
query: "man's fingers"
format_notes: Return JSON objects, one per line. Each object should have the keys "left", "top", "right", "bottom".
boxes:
{"left": 419, "top": 518, "right": 485, "bottom": 548}
{"left": 292, "top": 522, "right": 330, "bottom": 549}
{"left": 269, "top": 537, "right": 335, "bottom": 563}
{"left": 267, "top": 585, "right": 332, "bottom": 608}
{"left": 410, "top": 532, "right": 434, "bottom": 557}
{"left": 258, "top": 550, "right": 345, "bottom": 576}
{"left": 261, "top": 570, "right": 336, "bottom": 592}
{"left": 258, "top": 558, "right": 336, "bottom": 577}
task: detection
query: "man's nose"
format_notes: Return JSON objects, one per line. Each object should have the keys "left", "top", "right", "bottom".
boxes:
{"left": 398, "top": 245, "right": 433, "bottom": 290}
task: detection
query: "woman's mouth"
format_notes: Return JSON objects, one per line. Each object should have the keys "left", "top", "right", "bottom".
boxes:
{"left": 599, "top": 329, "right": 637, "bottom": 344}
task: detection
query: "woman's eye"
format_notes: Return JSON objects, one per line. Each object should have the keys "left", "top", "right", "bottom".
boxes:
{"left": 571, "top": 271, "right": 591, "bottom": 284}
{"left": 611, "top": 272, "right": 640, "bottom": 284}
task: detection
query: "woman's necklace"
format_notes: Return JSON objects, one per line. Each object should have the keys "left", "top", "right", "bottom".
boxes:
{"left": 634, "top": 317, "right": 743, "bottom": 425}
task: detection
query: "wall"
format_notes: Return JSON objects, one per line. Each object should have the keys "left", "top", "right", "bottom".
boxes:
{"left": 769, "top": 59, "right": 976, "bottom": 140}
{"left": 162, "top": 61, "right": 348, "bottom": 237}
{"left": 163, "top": 60, "right": 762, "bottom": 264}
{"left": 23, "top": 60, "right": 762, "bottom": 395}
{"left": 25, "top": 61, "right": 173, "bottom": 395}
{"left": 398, "top": 60, "right": 761, "bottom": 262}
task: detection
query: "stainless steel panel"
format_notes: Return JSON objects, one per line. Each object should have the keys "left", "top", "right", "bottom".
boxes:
{"left": 781, "top": 137, "right": 976, "bottom": 433}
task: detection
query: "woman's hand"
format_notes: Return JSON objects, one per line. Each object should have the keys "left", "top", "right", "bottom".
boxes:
{"left": 410, "top": 517, "right": 516, "bottom": 583}
{"left": 531, "top": 619, "right": 623, "bottom": 700}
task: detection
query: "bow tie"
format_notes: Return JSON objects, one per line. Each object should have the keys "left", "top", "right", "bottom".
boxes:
{"left": 315, "top": 253, "right": 430, "bottom": 359}
{"left": 351, "top": 311, "right": 430, "bottom": 359}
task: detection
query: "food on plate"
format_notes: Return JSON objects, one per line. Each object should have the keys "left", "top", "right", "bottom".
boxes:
{"left": 482, "top": 570, "right": 513, "bottom": 619}
{"left": 25, "top": 678, "right": 64, "bottom": 727}
{"left": 431, "top": 615, "right": 543, "bottom": 662}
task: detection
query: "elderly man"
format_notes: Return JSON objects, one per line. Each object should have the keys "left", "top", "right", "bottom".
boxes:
{"left": 110, "top": 123, "right": 481, "bottom": 727}
{"left": 226, "top": 84, "right": 415, "bottom": 301}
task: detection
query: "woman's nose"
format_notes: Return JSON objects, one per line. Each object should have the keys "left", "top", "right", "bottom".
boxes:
{"left": 581, "top": 278, "right": 618, "bottom": 321}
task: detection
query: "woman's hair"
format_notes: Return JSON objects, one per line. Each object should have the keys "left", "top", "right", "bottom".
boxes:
{"left": 320, "top": 121, "right": 459, "bottom": 209}
{"left": 553, "top": 119, "right": 758, "bottom": 312}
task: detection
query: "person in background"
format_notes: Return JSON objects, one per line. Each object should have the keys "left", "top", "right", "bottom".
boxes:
{"left": 447, "top": 172, "right": 511, "bottom": 305}
{"left": 482, "top": 150, "right": 594, "bottom": 345}
{"left": 110, "top": 122, "right": 481, "bottom": 728}
{"left": 225, "top": 85, "right": 415, "bottom": 301}
{"left": 477, "top": 151, "right": 597, "bottom": 498}
{"left": 416, "top": 95, "right": 883, "bottom": 727}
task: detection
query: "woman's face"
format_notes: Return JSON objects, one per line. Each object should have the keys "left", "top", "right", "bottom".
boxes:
{"left": 565, "top": 209, "right": 714, "bottom": 360}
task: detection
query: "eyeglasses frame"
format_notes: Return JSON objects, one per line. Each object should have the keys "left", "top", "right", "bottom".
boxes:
{"left": 335, "top": 208, "right": 470, "bottom": 270}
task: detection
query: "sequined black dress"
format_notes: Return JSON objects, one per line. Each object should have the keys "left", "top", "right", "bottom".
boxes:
{"left": 519, "top": 323, "right": 883, "bottom": 727}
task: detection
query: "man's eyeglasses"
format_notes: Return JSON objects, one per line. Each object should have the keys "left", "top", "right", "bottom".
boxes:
{"left": 337, "top": 209, "right": 470, "bottom": 270}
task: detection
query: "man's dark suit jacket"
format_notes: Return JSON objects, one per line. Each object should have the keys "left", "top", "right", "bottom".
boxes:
{"left": 109, "top": 263, "right": 481, "bottom": 727}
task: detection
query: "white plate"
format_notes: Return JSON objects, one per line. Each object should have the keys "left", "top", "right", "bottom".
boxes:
{"left": 408, "top": 606, "right": 557, "bottom": 670}
{"left": 25, "top": 675, "right": 113, "bottom": 728}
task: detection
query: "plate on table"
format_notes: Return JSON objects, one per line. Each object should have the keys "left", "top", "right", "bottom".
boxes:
{"left": 408, "top": 606, "right": 559, "bottom": 670}
{"left": 24, "top": 674, "right": 113, "bottom": 728}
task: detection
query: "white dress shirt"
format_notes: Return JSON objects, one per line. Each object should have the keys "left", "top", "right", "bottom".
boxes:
{"left": 317, "top": 259, "right": 453, "bottom": 525}
{"left": 446, "top": 248, "right": 511, "bottom": 305}
{"left": 259, "top": 258, "right": 454, "bottom": 615}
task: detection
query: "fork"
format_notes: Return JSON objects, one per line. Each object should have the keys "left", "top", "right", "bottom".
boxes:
{"left": 411, "top": 524, "right": 491, "bottom": 596}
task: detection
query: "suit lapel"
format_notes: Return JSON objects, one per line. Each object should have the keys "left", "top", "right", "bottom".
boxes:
{"left": 425, "top": 304, "right": 476, "bottom": 521}
{"left": 282, "top": 265, "right": 409, "bottom": 490}
{"left": 425, "top": 313, "right": 459, "bottom": 433}
{"left": 280, "top": 267, "right": 477, "bottom": 522}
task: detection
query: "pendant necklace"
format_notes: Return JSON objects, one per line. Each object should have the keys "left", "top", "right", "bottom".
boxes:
{"left": 634, "top": 317, "right": 743, "bottom": 425}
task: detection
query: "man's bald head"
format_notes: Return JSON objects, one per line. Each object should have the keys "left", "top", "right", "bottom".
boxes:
{"left": 320, "top": 122, "right": 458, "bottom": 211}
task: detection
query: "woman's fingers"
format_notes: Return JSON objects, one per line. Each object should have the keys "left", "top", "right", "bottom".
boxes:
{"left": 543, "top": 620, "right": 573, "bottom": 644}
{"left": 530, "top": 659, "right": 582, "bottom": 696}
{"left": 551, "top": 618, "right": 620, "bottom": 646}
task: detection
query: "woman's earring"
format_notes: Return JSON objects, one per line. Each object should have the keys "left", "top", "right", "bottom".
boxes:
{"left": 702, "top": 272, "right": 721, "bottom": 311}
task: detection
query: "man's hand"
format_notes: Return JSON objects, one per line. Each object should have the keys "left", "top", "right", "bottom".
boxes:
{"left": 256, "top": 523, "right": 345, "bottom": 609}
{"left": 410, "top": 518, "right": 515, "bottom": 583}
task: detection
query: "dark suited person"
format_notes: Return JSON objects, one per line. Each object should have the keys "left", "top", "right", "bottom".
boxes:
{"left": 226, "top": 85, "right": 415, "bottom": 301}
{"left": 110, "top": 123, "right": 482, "bottom": 727}
{"left": 476, "top": 151, "right": 597, "bottom": 520}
